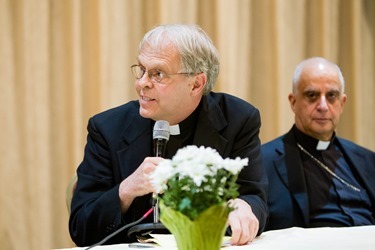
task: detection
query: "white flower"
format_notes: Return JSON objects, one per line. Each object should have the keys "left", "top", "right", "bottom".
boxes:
{"left": 220, "top": 157, "right": 248, "bottom": 175}
{"left": 171, "top": 146, "right": 220, "bottom": 185}
{"left": 173, "top": 145, "right": 222, "bottom": 167}
{"left": 149, "top": 145, "right": 247, "bottom": 219}
{"left": 150, "top": 159, "right": 175, "bottom": 193}
{"left": 178, "top": 162, "right": 210, "bottom": 187}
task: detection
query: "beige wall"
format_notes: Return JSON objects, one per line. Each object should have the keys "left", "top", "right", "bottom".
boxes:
{"left": 1, "top": 0, "right": 374, "bottom": 249}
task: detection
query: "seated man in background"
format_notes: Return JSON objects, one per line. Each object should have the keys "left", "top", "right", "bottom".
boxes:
{"left": 262, "top": 57, "right": 375, "bottom": 230}
{"left": 69, "top": 24, "right": 268, "bottom": 246}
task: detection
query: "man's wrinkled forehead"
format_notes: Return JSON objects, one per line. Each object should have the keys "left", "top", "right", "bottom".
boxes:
{"left": 139, "top": 40, "right": 177, "bottom": 57}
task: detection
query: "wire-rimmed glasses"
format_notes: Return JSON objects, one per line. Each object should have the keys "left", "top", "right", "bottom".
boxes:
{"left": 131, "top": 64, "right": 194, "bottom": 83}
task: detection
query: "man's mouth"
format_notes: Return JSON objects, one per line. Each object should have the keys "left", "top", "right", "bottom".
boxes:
{"left": 314, "top": 118, "right": 329, "bottom": 123}
{"left": 141, "top": 96, "right": 154, "bottom": 101}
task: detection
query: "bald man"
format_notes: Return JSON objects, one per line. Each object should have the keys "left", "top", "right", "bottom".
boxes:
{"left": 262, "top": 57, "right": 375, "bottom": 230}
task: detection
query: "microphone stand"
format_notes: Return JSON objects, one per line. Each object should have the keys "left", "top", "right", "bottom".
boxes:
{"left": 153, "top": 194, "right": 159, "bottom": 223}
{"left": 152, "top": 137, "right": 166, "bottom": 224}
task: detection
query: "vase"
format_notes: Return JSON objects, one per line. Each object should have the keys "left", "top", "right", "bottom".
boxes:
{"left": 159, "top": 201, "right": 229, "bottom": 250}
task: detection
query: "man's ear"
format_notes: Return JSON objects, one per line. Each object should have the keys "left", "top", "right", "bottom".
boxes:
{"left": 191, "top": 73, "right": 206, "bottom": 96}
{"left": 288, "top": 93, "right": 296, "bottom": 112}
{"left": 340, "top": 93, "right": 347, "bottom": 113}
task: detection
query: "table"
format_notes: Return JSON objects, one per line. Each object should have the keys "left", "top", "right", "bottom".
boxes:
{"left": 58, "top": 225, "right": 375, "bottom": 249}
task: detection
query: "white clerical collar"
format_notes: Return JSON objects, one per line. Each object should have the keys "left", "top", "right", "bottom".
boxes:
{"left": 169, "top": 124, "right": 180, "bottom": 135}
{"left": 316, "top": 140, "right": 330, "bottom": 150}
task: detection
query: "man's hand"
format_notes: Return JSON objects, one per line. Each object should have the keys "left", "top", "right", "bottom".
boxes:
{"left": 118, "top": 157, "right": 164, "bottom": 213}
{"left": 228, "top": 198, "right": 259, "bottom": 245}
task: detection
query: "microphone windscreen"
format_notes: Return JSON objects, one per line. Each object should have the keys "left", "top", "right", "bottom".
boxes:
{"left": 153, "top": 120, "right": 170, "bottom": 141}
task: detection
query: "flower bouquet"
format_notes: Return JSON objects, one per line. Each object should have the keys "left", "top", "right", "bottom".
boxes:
{"left": 150, "top": 145, "right": 248, "bottom": 250}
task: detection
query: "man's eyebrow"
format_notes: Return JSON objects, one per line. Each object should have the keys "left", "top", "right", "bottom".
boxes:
{"left": 303, "top": 89, "right": 319, "bottom": 93}
{"left": 327, "top": 89, "right": 340, "bottom": 93}
{"left": 137, "top": 62, "right": 166, "bottom": 70}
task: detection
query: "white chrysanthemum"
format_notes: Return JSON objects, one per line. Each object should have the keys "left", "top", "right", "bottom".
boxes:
{"left": 173, "top": 146, "right": 224, "bottom": 182}
{"left": 190, "top": 163, "right": 210, "bottom": 187}
{"left": 173, "top": 145, "right": 222, "bottom": 165}
{"left": 220, "top": 157, "right": 248, "bottom": 175}
{"left": 150, "top": 159, "right": 175, "bottom": 193}
{"left": 149, "top": 145, "right": 247, "bottom": 203}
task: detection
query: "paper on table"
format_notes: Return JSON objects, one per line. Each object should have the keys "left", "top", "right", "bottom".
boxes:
{"left": 149, "top": 234, "right": 176, "bottom": 247}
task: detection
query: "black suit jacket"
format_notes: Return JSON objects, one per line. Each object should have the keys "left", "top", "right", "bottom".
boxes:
{"left": 262, "top": 127, "right": 375, "bottom": 231}
{"left": 69, "top": 92, "right": 268, "bottom": 246}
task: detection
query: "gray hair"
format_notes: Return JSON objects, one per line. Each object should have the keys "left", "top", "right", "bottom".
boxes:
{"left": 292, "top": 57, "right": 345, "bottom": 94}
{"left": 138, "top": 24, "right": 220, "bottom": 95}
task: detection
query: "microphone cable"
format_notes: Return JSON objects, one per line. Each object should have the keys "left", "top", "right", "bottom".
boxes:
{"left": 85, "top": 207, "right": 154, "bottom": 250}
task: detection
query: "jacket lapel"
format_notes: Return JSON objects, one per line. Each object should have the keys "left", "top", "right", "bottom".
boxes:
{"left": 337, "top": 138, "right": 375, "bottom": 202}
{"left": 275, "top": 130, "right": 310, "bottom": 225}
{"left": 193, "top": 95, "right": 229, "bottom": 155}
{"left": 117, "top": 112, "right": 154, "bottom": 179}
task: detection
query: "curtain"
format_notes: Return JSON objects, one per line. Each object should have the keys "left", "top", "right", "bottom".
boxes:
{"left": 1, "top": 0, "right": 374, "bottom": 249}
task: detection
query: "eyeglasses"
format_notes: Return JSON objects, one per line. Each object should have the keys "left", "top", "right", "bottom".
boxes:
{"left": 131, "top": 64, "right": 194, "bottom": 83}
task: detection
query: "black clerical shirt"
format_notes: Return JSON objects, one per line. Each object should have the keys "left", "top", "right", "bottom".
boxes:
{"left": 293, "top": 126, "right": 375, "bottom": 227}
{"left": 164, "top": 102, "right": 200, "bottom": 159}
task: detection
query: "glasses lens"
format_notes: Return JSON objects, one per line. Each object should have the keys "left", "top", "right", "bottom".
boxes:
{"left": 131, "top": 65, "right": 144, "bottom": 79}
{"left": 149, "top": 69, "right": 164, "bottom": 82}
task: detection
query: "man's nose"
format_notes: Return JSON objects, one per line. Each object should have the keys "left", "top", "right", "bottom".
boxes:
{"left": 137, "top": 72, "right": 153, "bottom": 88}
{"left": 317, "top": 96, "right": 328, "bottom": 111}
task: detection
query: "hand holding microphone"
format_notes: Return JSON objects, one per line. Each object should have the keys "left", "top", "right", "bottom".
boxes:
{"left": 118, "top": 121, "right": 169, "bottom": 214}
{"left": 94, "top": 121, "right": 171, "bottom": 247}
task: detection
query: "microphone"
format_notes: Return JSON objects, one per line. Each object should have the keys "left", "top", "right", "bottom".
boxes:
{"left": 152, "top": 121, "right": 170, "bottom": 223}
{"left": 153, "top": 120, "right": 170, "bottom": 157}
{"left": 127, "top": 121, "right": 171, "bottom": 240}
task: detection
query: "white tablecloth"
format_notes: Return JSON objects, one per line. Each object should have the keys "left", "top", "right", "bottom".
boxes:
{"left": 58, "top": 225, "right": 375, "bottom": 250}
{"left": 249, "top": 225, "right": 375, "bottom": 249}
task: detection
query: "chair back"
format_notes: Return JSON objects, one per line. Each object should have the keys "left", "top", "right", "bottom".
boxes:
{"left": 66, "top": 173, "right": 78, "bottom": 214}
